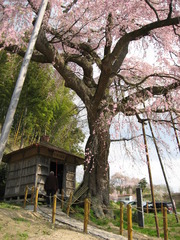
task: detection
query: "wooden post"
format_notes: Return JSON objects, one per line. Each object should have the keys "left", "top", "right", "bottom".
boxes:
{"left": 84, "top": 198, "right": 89, "bottom": 234}
{"left": 66, "top": 192, "right": 73, "bottom": 216}
{"left": 88, "top": 199, "right": 91, "bottom": 217}
{"left": 148, "top": 118, "right": 179, "bottom": 223}
{"left": 120, "top": 202, "right": 124, "bottom": 235}
{"left": 30, "top": 186, "right": 35, "bottom": 203}
{"left": 23, "top": 185, "right": 28, "bottom": 208}
{"left": 127, "top": 204, "right": 132, "bottom": 240}
{"left": 163, "top": 207, "right": 168, "bottom": 240}
{"left": 146, "top": 202, "right": 149, "bottom": 214}
{"left": 34, "top": 187, "right": 38, "bottom": 212}
{"left": 161, "top": 202, "right": 163, "bottom": 213}
{"left": 142, "top": 122, "right": 160, "bottom": 237}
{"left": 61, "top": 189, "right": 64, "bottom": 209}
{"left": 52, "top": 194, "right": 57, "bottom": 224}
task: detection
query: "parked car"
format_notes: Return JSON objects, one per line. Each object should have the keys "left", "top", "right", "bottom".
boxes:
{"left": 118, "top": 200, "right": 129, "bottom": 205}
{"left": 127, "top": 201, "right": 137, "bottom": 206}
{"left": 143, "top": 202, "right": 154, "bottom": 213}
{"left": 156, "top": 202, "right": 173, "bottom": 214}
{"left": 144, "top": 201, "right": 173, "bottom": 214}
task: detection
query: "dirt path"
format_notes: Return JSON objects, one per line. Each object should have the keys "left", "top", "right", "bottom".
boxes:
{"left": 0, "top": 206, "right": 101, "bottom": 240}
{"left": 0, "top": 205, "right": 161, "bottom": 240}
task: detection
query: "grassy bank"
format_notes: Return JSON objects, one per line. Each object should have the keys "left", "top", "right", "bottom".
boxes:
{"left": 72, "top": 201, "right": 180, "bottom": 240}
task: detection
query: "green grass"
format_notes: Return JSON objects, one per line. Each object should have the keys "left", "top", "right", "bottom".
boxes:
{"left": 72, "top": 202, "right": 180, "bottom": 239}
{"left": 0, "top": 202, "right": 21, "bottom": 210}
{"left": 17, "top": 231, "right": 28, "bottom": 240}
{"left": 13, "top": 217, "right": 30, "bottom": 223}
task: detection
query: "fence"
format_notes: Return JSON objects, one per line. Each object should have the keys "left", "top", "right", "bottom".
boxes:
{"left": 23, "top": 185, "right": 176, "bottom": 240}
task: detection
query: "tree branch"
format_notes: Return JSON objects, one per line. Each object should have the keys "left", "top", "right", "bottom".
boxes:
{"left": 104, "top": 13, "right": 113, "bottom": 57}
{"left": 0, "top": 43, "right": 50, "bottom": 63}
{"left": 62, "top": 0, "right": 78, "bottom": 13}
{"left": 110, "top": 16, "right": 180, "bottom": 67}
{"left": 145, "top": 0, "right": 160, "bottom": 21}
{"left": 111, "top": 133, "right": 152, "bottom": 142}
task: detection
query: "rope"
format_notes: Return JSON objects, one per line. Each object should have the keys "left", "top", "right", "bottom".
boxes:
{"left": 23, "top": 186, "right": 176, "bottom": 240}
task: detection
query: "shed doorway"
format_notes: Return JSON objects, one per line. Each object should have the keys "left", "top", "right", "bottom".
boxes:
{"left": 50, "top": 161, "right": 64, "bottom": 194}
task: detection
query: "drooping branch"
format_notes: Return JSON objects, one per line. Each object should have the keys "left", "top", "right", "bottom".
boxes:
{"left": 93, "top": 16, "right": 180, "bottom": 108}
{"left": 121, "top": 80, "right": 180, "bottom": 111}
{"left": 110, "top": 16, "right": 180, "bottom": 67}
{"left": 167, "top": 0, "right": 173, "bottom": 19}
{"left": 145, "top": 0, "right": 160, "bottom": 21}
{"left": 110, "top": 133, "right": 152, "bottom": 142}
{"left": 114, "top": 72, "right": 180, "bottom": 87}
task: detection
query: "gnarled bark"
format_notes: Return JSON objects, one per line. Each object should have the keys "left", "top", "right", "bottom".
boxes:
{"left": 74, "top": 110, "right": 112, "bottom": 218}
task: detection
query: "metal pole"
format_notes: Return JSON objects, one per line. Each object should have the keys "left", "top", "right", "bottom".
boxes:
{"left": 142, "top": 122, "right": 160, "bottom": 238}
{"left": 0, "top": 0, "right": 49, "bottom": 161}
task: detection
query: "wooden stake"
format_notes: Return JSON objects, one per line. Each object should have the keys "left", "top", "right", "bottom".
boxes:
{"left": 148, "top": 120, "right": 179, "bottom": 223}
{"left": 84, "top": 198, "right": 89, "bottom": 234}
{"left": 161, "top": 202, "right": 163, "bottom": 214}
{"left": 66, "top": 192, "right": 72, "bottom": 216}
{"left": 163, "top": 207, "right": 168, "bottom": 240}
{"left": 120, "top": 202, "right": 124, "bottom": 235}
{"left": 61, "top": 189, "right": 64, "bottom": 209}
{"left": 142, "top": 122, "right": 160, "bottom": 238}
{"left": 127, "top": 204, "right": 132, "bottom": 240}
{"left": 52, "top": 194, "right": 57, "bottom": 224}
{"left": 23, "top": 185, "right": 28, "bottom": 208}
{"left": 34, "top": 187, "right": 38, "bottom": 212}
{"left": 30, "top": 186, "right": 34, "bottom": 203}
{"left": 146, "top": 202, "right": 149, "bottom": 214}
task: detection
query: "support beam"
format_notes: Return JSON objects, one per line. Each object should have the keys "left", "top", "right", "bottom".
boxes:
{"left": 142, "top": 122, "right": 160, "bottom": 238}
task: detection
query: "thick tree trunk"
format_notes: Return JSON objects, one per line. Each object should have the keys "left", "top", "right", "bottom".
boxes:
{"left": 78, "top": 111, "right": 112, "bottom": 218}
{"left": 83, "top": 134, "right": 110, "bottom": 218}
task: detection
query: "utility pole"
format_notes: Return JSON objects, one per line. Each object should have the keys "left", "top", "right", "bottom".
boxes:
{"left": 0, "top": 0, "right": 49, "bottom": 161}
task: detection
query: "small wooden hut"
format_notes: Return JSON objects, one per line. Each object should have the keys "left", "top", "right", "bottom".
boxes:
{"left": 2, "top": 141, "right": 84, "bottom": 201}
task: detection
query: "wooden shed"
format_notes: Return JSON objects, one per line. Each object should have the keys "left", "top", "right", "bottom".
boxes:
{"left": 2, "top": 142, "right": 84, "bottom": 201}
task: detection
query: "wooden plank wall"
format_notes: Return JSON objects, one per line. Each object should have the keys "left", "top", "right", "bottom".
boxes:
{"left": 65, "top": 164, "right": 76, "bottom": 197}
{"left": 36, "top": 156, "right": 50, "bottom": 193}
{"left": 4, "top": 157, "right": 37, "bottom": 198}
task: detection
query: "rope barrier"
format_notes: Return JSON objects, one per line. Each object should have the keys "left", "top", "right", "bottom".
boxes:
{"left": 23, "top": 186, "right": 175, "bottom": 239}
